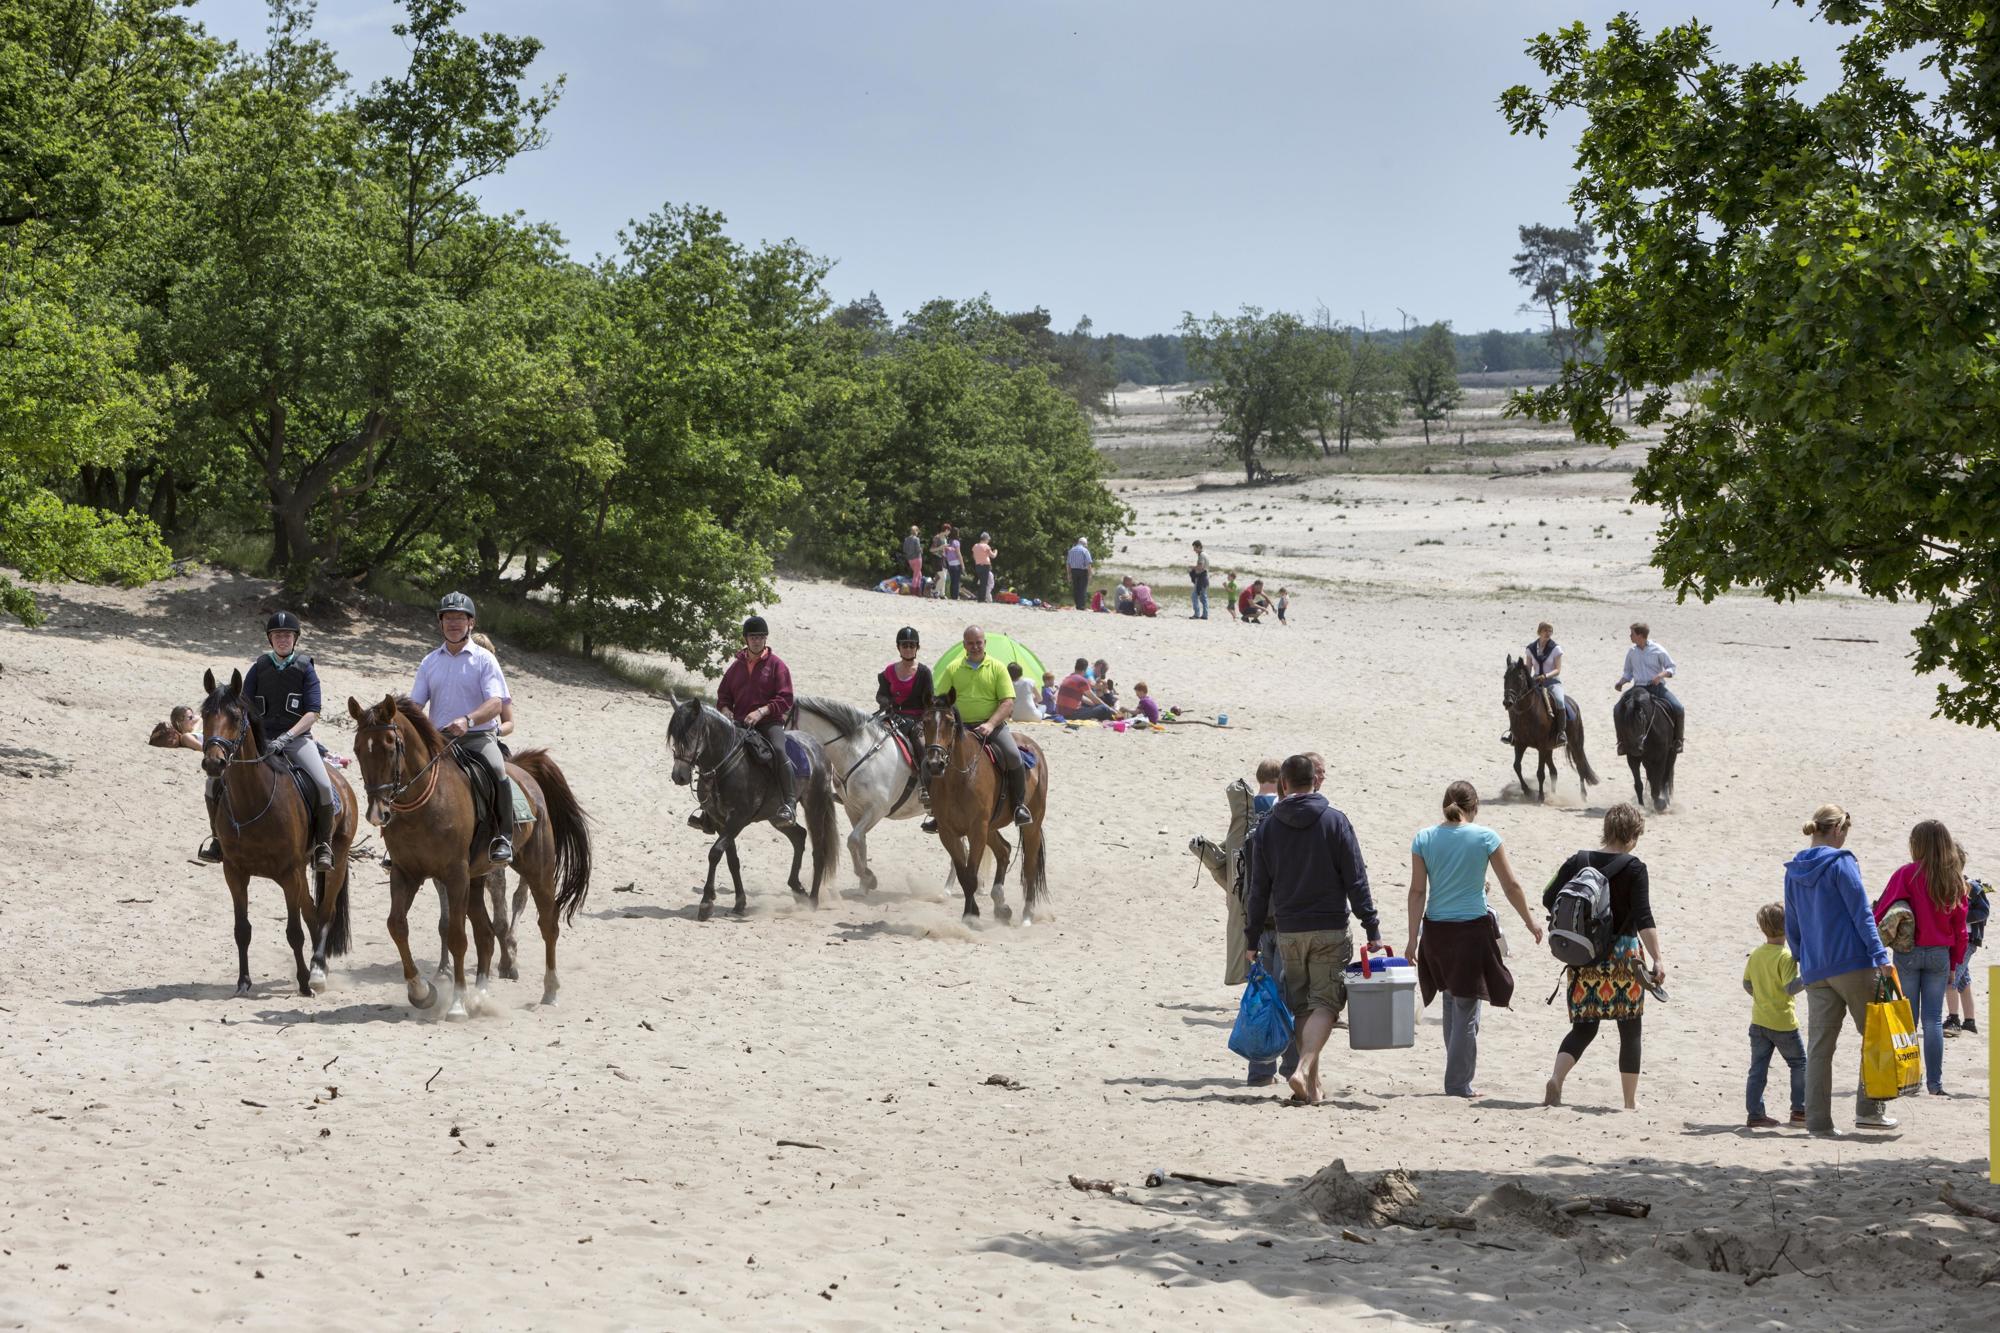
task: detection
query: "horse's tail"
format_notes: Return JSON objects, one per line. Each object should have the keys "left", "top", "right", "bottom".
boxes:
{"left": 1024, "top": 826, "right": 1050, "bottom": 915}
{"left": 517, "top": 750, "right": 593, "bottom": 923}
{"left": 1566, "top": 707, "right": 1599, "bottom": 787}
{"left": 320, "top": 868, "right": 352, "bottom": 958}
{"left": 805, "top": 748, "right": 840, "bottom": 904}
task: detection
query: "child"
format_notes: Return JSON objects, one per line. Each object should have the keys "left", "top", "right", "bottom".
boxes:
{"left": 1241, "top": 758, "right": 1293, "bottom": 1086}
{"left": 1251, "top": 758, "right": 1281, "bottom": 823}
{"left": 1743, "top": 902, "right": 1807, "bottom": 1128}
{"left": 1223, "top": 572, "right": 1240, "bottom": 622}
{"left": 1038, "top": 671, "right": 1058, "bottom": 718}
{"left": 1132, "top": 681, "right": 1161, "bottom": 726}
{"left": 1275, "top": 587, "right": 1290, "bottom": 624}
{"left": 1945, "top": 876, "right": 1987, "bottom": 1037}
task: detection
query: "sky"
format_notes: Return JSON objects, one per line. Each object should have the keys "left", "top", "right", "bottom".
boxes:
{"left": 190, "top": 0, "right": 1866, "bottom": 336}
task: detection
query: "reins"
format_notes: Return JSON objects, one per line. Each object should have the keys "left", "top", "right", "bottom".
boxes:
{"left": 202, "top": 723, "right": 283, "bottom": 833}
{"left": 355, "top": 718, "right": 447, "bottom": 812}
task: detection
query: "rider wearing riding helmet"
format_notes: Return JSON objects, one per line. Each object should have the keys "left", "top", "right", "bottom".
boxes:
{"left": 410, "top": 592, "right": 515, "bottom": 865}
{"left": 934, "top": 624, "right": 1033, "bottom": 828}
{"left": 718, "top": 615, "right": 797, "bottom": 824}
{"left": 877, "top": 626, "right": 935, "bottom": 821}
{"left": 199, "top": 610, "right": 338, "bottom": 870}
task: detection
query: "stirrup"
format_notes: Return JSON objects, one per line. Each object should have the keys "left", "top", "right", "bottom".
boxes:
{"left": 489, "top": 834, "right": 514, "bottom": 865}
{"left": 1013, "top": 805, "right": 1033, "bottom": 827}
{"left": 775, "top": 799, "right": 798, "bottom": 825}
{"left": 312, "top": 841, "right": 334, "bottom": 871}
{"left": 198, "top": 837, "right": 223, "bottom": 864}
{"left": 921, "top": 816, "right": 938, "bottom": 833}
{"left": 687, "top": 810, "right": 712, "bottom": 833}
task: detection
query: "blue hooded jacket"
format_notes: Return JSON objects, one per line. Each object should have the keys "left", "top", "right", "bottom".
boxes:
{"left": 1782, "top": 845, "right": 1890, "bottom": 985}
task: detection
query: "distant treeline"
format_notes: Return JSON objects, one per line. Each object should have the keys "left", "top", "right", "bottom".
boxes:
{"left": 1098, "top": 326, "right": 1564, "bottom": 386}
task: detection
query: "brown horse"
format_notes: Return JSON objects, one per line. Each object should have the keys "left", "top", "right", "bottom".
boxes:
{"left": 347, "top": 696, "right": 591, "bottom": 1018}
{"left": 920, "top": 691, "right": 1050, "bottom": 922}
{"left": 199, "top": 669, "right": 358, "bottom": 996}
{"left": 1503, "top": 655, "right": 1599, "bottom": 802}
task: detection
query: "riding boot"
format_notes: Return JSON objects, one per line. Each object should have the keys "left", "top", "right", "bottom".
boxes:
{"left": 773, "top": 753, "right": 798, "bottom": 825}
{"left": 1007, "top": 764, "right": 1031, "bottom": 827}
{"left": 198, "top": 788, "right": 224, "bottom": 864}
{"left": 1500, "top": 731, "right": 1513, "bottom": 747}
{"left": 489, "top": 777, "right": 516, "bottom": 864}
{"left": 918, "top": 772, "right": 938, "bottom": 833}
{"left": 310, "top": 802, "right": 336, "bottom": 871}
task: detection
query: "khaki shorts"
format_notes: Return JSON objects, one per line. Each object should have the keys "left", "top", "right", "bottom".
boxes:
{"left": 1277, "top": 929, "right": 1351, "bottom": 1019}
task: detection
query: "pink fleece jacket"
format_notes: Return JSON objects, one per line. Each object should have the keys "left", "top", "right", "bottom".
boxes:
{"left": 1873, "top": 863, "right": 1970, "bottom": 970}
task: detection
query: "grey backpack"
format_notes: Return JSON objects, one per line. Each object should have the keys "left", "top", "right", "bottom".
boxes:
{"left": 1548, "top": 854, "right": 1630, "bottom": 967}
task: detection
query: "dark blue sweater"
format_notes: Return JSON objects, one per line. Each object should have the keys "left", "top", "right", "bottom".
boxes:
{"left": 1243, "top": 792, "right": 1380, "bottom": 950}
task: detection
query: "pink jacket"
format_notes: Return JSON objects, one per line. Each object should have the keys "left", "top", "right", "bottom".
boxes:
{"left": 1873, "top": 863, "right": 1970, "bottom": 970}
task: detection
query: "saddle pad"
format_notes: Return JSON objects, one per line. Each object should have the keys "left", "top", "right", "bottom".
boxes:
{"left": 980, "top": 741, "right": 1038, "bottom": 770}
{"left": 277, "top": 752, "right": 341, "bottom": 816}
{"left": 784, "top": 734, "right": 812, "bottom": 781}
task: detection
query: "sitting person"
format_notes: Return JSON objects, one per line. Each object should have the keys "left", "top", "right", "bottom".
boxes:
{"left": 1038, "top": 671, "right": 1058, "bottom": 717}
{"left": 1055, "top": 658, "right": 1117, "bottom": 721}
{"left": 1007, "top": 660, "right": 1043, "bottom": 721}
{"left": 1132, "top": 581, "right": 1159, "bottom": 617}
{"left": 1114, "top": 578, "right": 1137, "bottom": 616}
{"left": 1090, "top": 588, "right": 1107, "bottom": 613}
{"left": 1132, "top": 681, "right": 1162, "bottom": 725}
{"left": 1092, "top": 659, "right": 1119, "bottom": 709}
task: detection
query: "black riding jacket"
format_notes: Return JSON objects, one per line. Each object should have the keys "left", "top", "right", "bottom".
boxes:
{"left": 245, "top": 651, "right": 322, "bottom": 734}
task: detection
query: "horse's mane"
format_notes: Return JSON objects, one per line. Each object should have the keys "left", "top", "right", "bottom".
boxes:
{"left": 392, "top": 695, "right": 449, "bottom": 754}
{"left": 666, "top": 696, "right": 709, "bottom": 741}
{"left": 201, "top": 675, "right": 267, "bottom": 748}
{"left": 794, "top": 695, "right": 876, "bottom": 734}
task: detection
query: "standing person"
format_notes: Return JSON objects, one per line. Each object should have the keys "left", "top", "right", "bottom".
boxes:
{"left": 1743, "top": 902, "right": 1808, "bottom": 1128}
{"left": 932, "top": 625, "right": 1032, "bottom": 827}
{"left": 1540, "top": 803, "right": 1664, "bottom": 1110}
{"left": 1274, "top": 588, "right": 1290, "bottom": 624}
{"left": 410, "top": 592, "right": 514, "bottom": 864}
{"left": 1614, "top": 621, "right": 1684, "bottom": 752}
{"left": 1222, "top": 571, "right": 1240, "bottom": 622}
{"left": 1945, "top": 877, "right": 1988, "bottom": 1037}
{"left": 716, "top": 615, "right": 798, "bottom": 825}
{"left": 1239, "top": 758, "right": 1290, "bottom": 1086}
{"left": 929, "top": 523, "right": 953, "bottom": 598}
{"left": 1505, "top": 621, "right": 1568, "bottom": 747}
{"left": 1873, "top": 820, "right": 1971, "bottom": 1096}
{"left": 1066, "top": 536, "right": 1094, "bottom": 610}
{"left": 1784, "top": 804, "right": 1897, "bottom": 1135}
{"left": 902, "top": 525, "right": 925, "bottom": 588}
{"left": 199, "top": 610, "right": 340, "bottom": 870}
{"left": 1242, "top": 753, "right": 1382, "bottom": 1104}
{"left": 1406, "top": 781, "right": 1544, "bottom": 1098}
{"left": 971, "top": 531, "right": 997, "bottom": 602}
{"left": 1189, "top": 541, "right": 1211, "bottom": 619}
{"left": 941, "top": 528, "right": 964, "bottom": 601}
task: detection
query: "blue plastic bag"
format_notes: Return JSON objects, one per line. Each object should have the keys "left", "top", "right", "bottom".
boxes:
{"left": 1228, "top": 961, "right": 1295, "bottom": 1061}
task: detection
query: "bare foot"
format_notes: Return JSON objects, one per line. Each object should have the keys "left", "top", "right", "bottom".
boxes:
{"left": 1543, "top": 1078, "right": 1563, "bottom": 1107}
{"left": 1286, "top": 1073, "right": 1311, "bottom": 1103}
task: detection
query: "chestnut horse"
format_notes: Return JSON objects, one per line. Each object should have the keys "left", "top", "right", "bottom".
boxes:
{"left": 199, "top": 668, "right": 358, "bottom": 996}
{"left": 1502, "top": 655, "right": 1599, "bottom": 802}
{"left": 347, "top": 696, "right": 591, "bottom": 1018}
{"left": 920, "top": 690, "right": 1050, "bottom": 922}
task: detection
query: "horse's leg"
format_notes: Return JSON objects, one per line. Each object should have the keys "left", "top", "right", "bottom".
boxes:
{"left": 1512, "top": 744, "right": 1529, "bottom": 798}
{"left": 1019, "top": 818, "right": 1045, "bottom": 925}
{"left": 281, "top": 868, "right": 315, "bottom": 998}
{"left": 441, "top": 862, "right": 473, "bottom": 1020}
{"left": 225, "top": 863, "right": 254, "bottom": 997}
{"left": 698, "top": 836, "right": 724, "bottom": 922}
{"left": 487, "top": 869, "right": 518, "bottom": 981}
{"left": 780, "top": 820, "right": 809, "bottom": 900}
{"left": 466, "top": 879, "right": 497, "bottom": 1013}
{"left": 725, "top": 837, "right": 748, "bottom": 917}
{"left": 531, "top": 865, "right": 561, "bottom": 1006}
{"left": 1628, "top": 755, "right": 1644, "bottom": 807}
{"left": 433, "top": 881, "right": 451, "bottom": 983}
{"left": 847, "top": 802, "right": 881, "bottom": 895}
{"left": 1539, "top": 747, "right": 1555, "bottom": 803}
{"left": 309, "top": 855, "right": 346, "bottom": 991}
{"left": 958, "top": 831, "right": 987, "bottom": 919}
{"left": 385, "top": 868, "right": 434, "bottom": 1009}
{"left": 986, "top": 828, "right": 1014, "bottom": 923}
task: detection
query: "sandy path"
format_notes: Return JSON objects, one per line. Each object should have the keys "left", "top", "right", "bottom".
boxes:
{"left": 2, "top": 466, "right": 1996, "bottom": 1329}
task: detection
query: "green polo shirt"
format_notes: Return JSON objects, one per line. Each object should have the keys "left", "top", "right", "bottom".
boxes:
{"left": 939, "top": 654, "right": 1012, "bottom": 726}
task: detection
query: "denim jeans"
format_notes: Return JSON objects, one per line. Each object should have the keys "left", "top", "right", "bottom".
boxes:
{"left": 1247, "top": 927, "right": 1301, "bottom": 1084}
{"left": 1191, "top": 576, "right": 1209, "bottom": 620}
{"left": 1441, "top": 994, "right": 1482, "bottom": 1096}
{"left": 1893, "top": 945, "right": 1951, "bottom": 1092}
{"left": 1746, "top": 1023, "right": 1806, "bottom": 1119}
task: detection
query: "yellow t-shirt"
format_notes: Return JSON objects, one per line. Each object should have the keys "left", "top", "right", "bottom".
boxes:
{"left": 937, "top": 654, "right": 1013, "bottom": 726}
{"left": 1743, "top": 942, "right": 1801, "bottom": 1032}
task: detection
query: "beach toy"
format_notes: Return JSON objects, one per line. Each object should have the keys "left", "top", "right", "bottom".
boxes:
{"left": 1344, "top": 945, "right": 1418, "bottom": 1050}
{"left": 1216, "top": 712, "right": 1229, "bottom": 726}
{"left": 1111, "top": 719, "right": 1126, "bottom": 732}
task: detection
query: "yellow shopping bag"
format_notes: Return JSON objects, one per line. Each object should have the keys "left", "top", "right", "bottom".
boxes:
{"left": 1862, "top": 975, "right": 1921, "bottom": 1101}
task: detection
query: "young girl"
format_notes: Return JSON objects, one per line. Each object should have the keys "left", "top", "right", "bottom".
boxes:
{"left": 1873, "top": 820, "right": 1971, "bottom": 1095}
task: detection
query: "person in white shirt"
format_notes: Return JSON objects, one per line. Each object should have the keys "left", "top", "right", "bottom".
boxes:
{"left": 1007, "top": 661, "right": 1042, "bottom": 721}
{"left": 1503, "top": 620, "right": 1568, "bottom": 748}
{"left": 1614, "top": 621, "right": 1683, "bottom": 753}
{"left": 410, "top": 591, "right": 515, "bottom": 864}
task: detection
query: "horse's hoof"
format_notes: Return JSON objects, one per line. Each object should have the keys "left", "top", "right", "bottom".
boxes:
{"left": 697, "top": 902, "right": 714, "bottom": 922}
{"left": 994, "top": 904, "right": 1014, "bottom": 924}
{"left": 731, "top": 904, "right": 748, "bottom": 918}
{"left": 408, "top": 979, "right": 436, "bottom": 1010}
{"left": 446, "top": 999, "right": 469, "bottom": 1021}
{"left": 308, "top": 964, "right": 327, "bottom": 994}
{"left": 234, "top": 979, "right": 252, "bottom": 998}
{"left": 499, "top": 962, "right": 520, "bottom": 981}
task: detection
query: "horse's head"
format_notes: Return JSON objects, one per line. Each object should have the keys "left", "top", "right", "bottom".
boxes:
{"left": 1503, "top": 655, "right": 1533, "bottom": 709}
{"left": 200, "top": 668, "right": 249, "bottom": 777}
{"left": 348, "top": 693, "right": 406, "bottom": 827}
{"left": 666, "top": 697, "right": 706, "bottom": 787}
{"left": 922, "top": 689, "right": 960, "bottom": 777}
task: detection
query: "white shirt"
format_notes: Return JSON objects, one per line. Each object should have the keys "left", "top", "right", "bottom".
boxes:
{"left": 1012, "top": 677, "right": 1043, "bottom": 721}
{"left": 410, "top": 642, "right": 508, "bottom": 731}
{"left": 1525, "top": 638, "right": 1563, "bottom": 676}
{"left": 1619, "top": 642, "right": 1677, "bottom": 687}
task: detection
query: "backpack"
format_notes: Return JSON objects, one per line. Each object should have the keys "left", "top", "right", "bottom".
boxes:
{"left": 1968, "top": 878, "right": 1991, "bottom": 951}
{"left": 1547, "top": 853, "right": 1630, "bottom": 967}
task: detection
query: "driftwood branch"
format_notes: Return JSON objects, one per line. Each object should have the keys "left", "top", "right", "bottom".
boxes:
{"left": 1941, "top": 1184, "right": 2000, "bottom": 1225}
{"left": 1559, "top": 1195, "right": 1652, "bottom": 1219}
{"left": 1068, "top": 1175, "right": 1116, "bottom": 1195}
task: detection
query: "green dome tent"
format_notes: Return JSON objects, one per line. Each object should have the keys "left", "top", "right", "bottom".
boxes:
{"left": 934, "top": 632, "right": 1047, "bottom": 687}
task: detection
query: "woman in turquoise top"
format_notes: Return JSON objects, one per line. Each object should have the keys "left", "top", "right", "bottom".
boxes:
{"left": 1405, "top": 780, "right": 1543, "bottom": 1097}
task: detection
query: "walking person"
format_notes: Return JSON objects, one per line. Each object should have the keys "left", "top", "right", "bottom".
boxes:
{"left": 902, "top": 525, "right": 925, "bottom": 589}
{"left": 971, "top": 532, "right": 996, "bottom": 602}
{"left": 1242, "top": 753, "right": 1381, "bottom": 1104}
{"left": 1785, "top": 804, "right": 1898, "bottom": 1135}
{"left": 1066, "top": 536, "right": 1093, "bottom": 610}
{"left": 1743, "top": 902, "right": 1808, "bottom": 1127}
{"left": 1189, "top": 540, "right": 1210, "bottom": 620}
{"left": 1945, "top": 877, "right": 1988, "bottom": 1038}
{"left": 1540, "top": 803, "right": 1663, "bottom": 1110}
{"left": 1406, "top": 781, "right": 1544, "bottom": 1098}
{"left": 1238, "top": 759, "right": 1292, "bottom": 1087}
{"left": 1872, "top": 820, "right": 1971, "bottom": 1096}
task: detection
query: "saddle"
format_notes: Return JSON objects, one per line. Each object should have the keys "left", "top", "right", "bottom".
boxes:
{"left": 977, "top": 739, "right": 1039, "bottom": 772}
{"left": 269, "top": 745, "right": 342, "bottom": 819}
{"left": 447, "top": 743, "right": 533, "bottom": 857}
{"left": 739, "top": 726, "right": 812, "bottom": 780}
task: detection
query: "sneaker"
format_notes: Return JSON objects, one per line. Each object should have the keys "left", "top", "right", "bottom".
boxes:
{"left": 1964, "top": 1019, "right": 1979, "bottom": 1036}
{"left": 1926, "top": 1087, "right": 1950, "bottom": 1098}
{"left": 1789, "top": 1110, "right": 1807, "bottom": 1125}
{"left": 1942, "top": 1015, "right": 1961, "bottom": 1034}
{"left": 1746, "top": 1115, "right": 1779, "bottom": 1128}
{"left": 197, "top": 837, "right": 223, "bottom": 864}
{"left": 1246, "top": 1075, "right": 1276, "bottom": 1088}
{"left": 1854, "top": 1113, "right": 1900, "bottom": 1130}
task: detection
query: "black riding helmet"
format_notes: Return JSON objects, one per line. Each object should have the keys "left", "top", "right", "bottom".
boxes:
{"left": 266, "top": 610, "right": 302, "bottom": 638}
{"left": 742, "top": 614, "right": 769, "bottom": 638}
{"left": 896, "top": 626, "right": 920, "bottom": 648}
{"left": 438, "top": 590, "right": 477, "bottom": 620}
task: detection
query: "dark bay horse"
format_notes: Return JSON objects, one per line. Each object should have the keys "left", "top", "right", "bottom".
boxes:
{"left": 199, "top": 669, "right": 359, "bottom": 996}
{"left": 348, "top": 696, "right": 591, "bottom": 1017}
{"left": 921, "top": 690, "right": 1049, "bottom": 922}
{"left": 1613, "top": 687, "right": 1679, "bottom": 812}
{"left": 666, "top": 699, "right": 839, "bottom": 921}
{"left": 1502, "top": 656, "right": 1599, "bottom": 802}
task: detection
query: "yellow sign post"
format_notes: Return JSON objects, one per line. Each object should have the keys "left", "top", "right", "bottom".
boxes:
{"left": 1991, "top": 966, "right": 1998, "bottom": 1184}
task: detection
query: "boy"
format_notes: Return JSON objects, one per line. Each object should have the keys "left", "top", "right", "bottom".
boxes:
{"left": 1944, "top": 876, "right": 1987, "bottom": 1037}
{"left": 1252, "top": 758, "right": 1281, "bottom": 821}
{"left": 1132, "top": 681, "right": 1161, "bottom": 725}
{"left": 1223, "top": 572, "right": 1240, "bottom": 622}
{"left": 1744, "top": 902, "right": 1807, "bottom": 1127}
{"left": 1038, "top": 671, "right": 1058, "bottom": 719}
{"left": 1275, "top": 588, "right": 1291, "bottom": 624}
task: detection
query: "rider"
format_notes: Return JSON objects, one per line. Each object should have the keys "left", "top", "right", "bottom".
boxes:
{"left": 410, "top": 592, "right": 515, "bottom": 865}
{"left": 717, "top": 615, "right": 797, "bottom": 824}
{"left": 1503, "top": 620, "right": 1569, "bottom": 747}
{"left": 1615, "top": 620, "right": 1684, "bottom": 753}
{"left": 199, "top": 610, "right": 338, "bottom": 870}
{"left": 877, "top": 625, "right": 936, "bottom": 821}
{"left": 934, "top": 624, "right": 1033, "bottom": 828}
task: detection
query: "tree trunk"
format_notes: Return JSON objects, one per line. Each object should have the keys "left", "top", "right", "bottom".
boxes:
{"left": 478, "top": 534, "right": 500, "bottom": 585}
{"left": 1421, "top": 417, "right": 1432, "bottom": 445}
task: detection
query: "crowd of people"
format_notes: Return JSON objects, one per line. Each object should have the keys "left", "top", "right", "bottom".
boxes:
{"left": 1209, "top": 757, "right": 1986, "bottom": 1124}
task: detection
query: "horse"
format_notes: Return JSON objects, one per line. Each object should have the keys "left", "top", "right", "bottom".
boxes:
{"left": 920, "top": 689, "right": 1050, "bottom": 922}
{"left": 1502, "top": 656, "right": 1599, "bottom": 802}
{"left": 791, "top": 695, "right": 926, "bottom": 894}
{"left": 666, "top": 698, "right": 839, "bottom": 921}
{"left": 1613, "top": 687, "right": 1679, "bottom": 812}
{"left": 347, "top": 696, "right": 591, "bottom": 1017}
{"left": 198, "top": 669, "right": 359, "bottom": 996}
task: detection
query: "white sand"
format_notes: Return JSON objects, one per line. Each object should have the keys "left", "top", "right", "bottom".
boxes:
{"left": 2, "top": 455, "right": 1997, "bottom": 1329}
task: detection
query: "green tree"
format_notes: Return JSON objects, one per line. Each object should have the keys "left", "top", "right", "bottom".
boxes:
{"left": 1180, "top": 308, "right": 1319, "bottom": 482}
{"left": 1401, "top": 322, "right": 1462, "bottom": 444}
{"left": 1510, "top": 222, "right": 1597, "bottom": 363}
{"left": 1502, "top": 2, "right": 2000, "bottom": 726}
{"left": 1307, "top": 320, "right": 1400, "bottom": 455}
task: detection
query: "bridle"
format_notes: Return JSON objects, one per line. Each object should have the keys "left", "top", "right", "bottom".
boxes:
{"left": 922, "top": 706, "right": 979, "bottom": 779}
{"left": 201, "top": 704, "right": 281, "bottom": 831}
{"left": 355, "top": 715, "right": 445, "bottom": 813}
